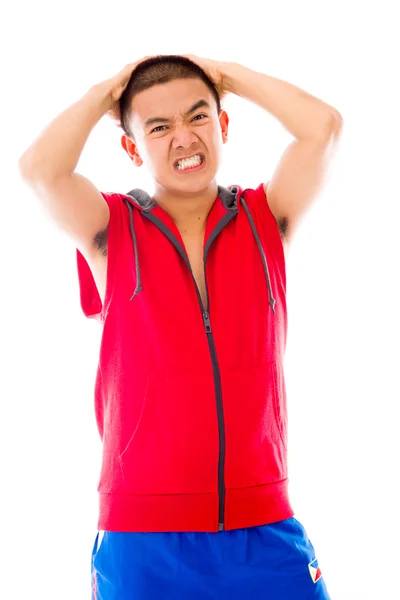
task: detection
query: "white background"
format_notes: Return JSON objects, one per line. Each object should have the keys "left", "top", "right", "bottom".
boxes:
{"left": 2, "top": 1, "right": 399, "bottom": 598}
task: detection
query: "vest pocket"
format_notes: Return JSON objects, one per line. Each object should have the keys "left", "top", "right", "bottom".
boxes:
{"left": 222, "top": 359, "right": 288, "bottom": 489}
{"left": 117, "top": 371, "right": 220, "bottom": 495}
{"left": 270, "top": 360, "right": 288, "bottom": 450}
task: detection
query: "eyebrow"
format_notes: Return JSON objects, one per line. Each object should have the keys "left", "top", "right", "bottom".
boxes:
{"left": 144, "top": 99, "right": 211, "bottom": 129}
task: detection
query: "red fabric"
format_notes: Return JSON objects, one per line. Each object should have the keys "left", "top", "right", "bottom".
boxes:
{"left": 76, "top": 184, "right": 293, "bottom": 532}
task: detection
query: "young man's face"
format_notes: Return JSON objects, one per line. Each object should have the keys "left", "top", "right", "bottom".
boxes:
{"left": 122, "top": 78, "right": 229, "bottom": 195}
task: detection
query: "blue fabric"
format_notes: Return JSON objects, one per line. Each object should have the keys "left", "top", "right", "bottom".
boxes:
{"left": 91, "top": 517, "right": 331, "bottom": 599}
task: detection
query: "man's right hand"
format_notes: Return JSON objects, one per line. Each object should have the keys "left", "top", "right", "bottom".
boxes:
{"left": 98, "top": 57, "right": 153, "bottom": 127}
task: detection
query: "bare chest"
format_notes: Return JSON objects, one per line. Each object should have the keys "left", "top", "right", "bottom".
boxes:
{"left": 181, "top": 235, "right": 207, "bottom": 310}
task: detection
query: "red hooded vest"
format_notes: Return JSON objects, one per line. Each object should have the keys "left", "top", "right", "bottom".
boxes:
{"left": 76, "top": 182, "right": 294, "bottom": 532}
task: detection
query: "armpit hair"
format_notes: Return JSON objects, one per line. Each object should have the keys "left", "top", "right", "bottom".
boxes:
{"left": 94, "top": 225, "right": 108, "bottom": 257}
{"left": 276, "top": 216, "right": 289, "bottom": 242}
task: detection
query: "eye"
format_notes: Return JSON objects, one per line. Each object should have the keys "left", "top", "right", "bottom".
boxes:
{"left": 193, "top": 114, "right": 207, "bottom": 121}
{"left": 151, "top": 125, "right": 167, "bottom": 133}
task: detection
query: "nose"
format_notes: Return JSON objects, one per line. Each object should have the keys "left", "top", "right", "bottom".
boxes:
{"left": 172, "top": 124, "right": 199, "bottom": 149}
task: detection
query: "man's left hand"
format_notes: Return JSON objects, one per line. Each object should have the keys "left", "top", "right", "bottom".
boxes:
{"left": 182, "top": 54, "right": 228, "bottom": 99}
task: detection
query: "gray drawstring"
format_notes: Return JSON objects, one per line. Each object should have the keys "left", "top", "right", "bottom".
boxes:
{"left": 126, "top": 201, "right": 142, "bottom": 300}
{"left": 240, "top": 197, "right": 276, "bottom": 314}
{"left": 123, "top": 189, "right": 276, "bottom": 314}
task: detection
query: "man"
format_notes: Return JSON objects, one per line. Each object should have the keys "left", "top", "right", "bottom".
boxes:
{"left": 19, "top": 54, "right": 343, "bottom": 599}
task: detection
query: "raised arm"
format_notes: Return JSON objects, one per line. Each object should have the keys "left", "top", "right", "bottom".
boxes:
{"left": 18, "top": 60, "right": 143, "bottom": 259}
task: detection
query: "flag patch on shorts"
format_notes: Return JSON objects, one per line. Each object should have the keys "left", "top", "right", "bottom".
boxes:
{"left": 308, "top": 558, "right": 322, "bottom": 583}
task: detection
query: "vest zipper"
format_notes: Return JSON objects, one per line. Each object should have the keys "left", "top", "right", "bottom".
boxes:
{"left": 201, "top": 306, "right": 225, "bottom": 531}
{"left": 142, "top": 209, "right": 238, "bottom": 532}
{"left": 185, "top": 265, "right": 226, "bottom": 531}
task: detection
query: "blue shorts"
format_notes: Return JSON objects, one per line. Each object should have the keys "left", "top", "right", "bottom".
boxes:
{"left": 91, "top": 516, "right": 331, "bottom": 599}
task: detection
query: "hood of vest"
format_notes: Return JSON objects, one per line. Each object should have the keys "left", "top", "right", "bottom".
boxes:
{"left": 122, "top": 185, "right": 276, "bottom": 314}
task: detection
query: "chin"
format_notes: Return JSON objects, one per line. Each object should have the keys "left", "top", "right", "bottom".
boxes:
{"left": 174, "top": 168, "right": 219, "bottom": 193}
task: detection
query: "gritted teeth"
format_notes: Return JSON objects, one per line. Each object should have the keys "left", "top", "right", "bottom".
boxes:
{"left": 175, "top": 154, "right": 204, "bottom": 170}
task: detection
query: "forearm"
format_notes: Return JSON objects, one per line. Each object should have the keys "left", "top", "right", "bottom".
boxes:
{"left": 19, "top": 83, "right": 112, "bottom": 180}
{"left": 221, "top": 62, "right": 340, "bottom": 141}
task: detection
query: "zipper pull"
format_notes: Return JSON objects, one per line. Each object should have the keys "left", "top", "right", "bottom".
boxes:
{"left": 203, "top": 311, "right": 212, "bottom": 333}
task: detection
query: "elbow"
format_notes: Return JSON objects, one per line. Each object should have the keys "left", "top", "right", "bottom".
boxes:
{"left": 18, "top": 153, "right": 37, "bottom": 180}
{"left": 314, "top": 111, "right": 343, "bottom": 145}
{"left": 18, "top": 154, "right": 54, "bottom": 183}
{"left": 328, "top": 110, "right": 344, "bottom": 140}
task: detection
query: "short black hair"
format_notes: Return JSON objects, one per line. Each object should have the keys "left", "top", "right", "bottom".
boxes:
{"left": 119, "top": 55, "right": 222, "bottom": 138}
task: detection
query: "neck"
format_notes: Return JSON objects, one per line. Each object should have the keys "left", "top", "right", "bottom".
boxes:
{"left": 153, "top": 180, "right": 219, "bottom": 235}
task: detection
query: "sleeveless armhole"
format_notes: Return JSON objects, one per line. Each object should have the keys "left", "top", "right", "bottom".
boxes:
{"left": 245, "top": 184, "right": 285, "bottom": 246}
{"left": 75, "top": 192, "right": 122, "bottom": 323}
{"left": 243, "top": 183, "right": 287, "bottom": 287}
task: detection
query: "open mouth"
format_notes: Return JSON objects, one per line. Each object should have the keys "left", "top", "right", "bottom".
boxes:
{"left": 173, "top": 153, "right": 205, "bottom": 173}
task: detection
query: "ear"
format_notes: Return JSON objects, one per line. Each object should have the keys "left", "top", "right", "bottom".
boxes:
{"left": 219, "top": 109, "right": 229, "bottom": 144}
{"left": 121, "top": 134, "right": 143, "bottom": 166}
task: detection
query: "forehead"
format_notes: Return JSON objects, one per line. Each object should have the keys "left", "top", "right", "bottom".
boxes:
{"left": 130, "top": 78, "right": 215, "bottom": 126}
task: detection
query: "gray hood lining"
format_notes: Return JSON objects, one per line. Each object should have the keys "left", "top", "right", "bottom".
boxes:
{"left": 122, "top": 186, "right": 276, "bottom": 313}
